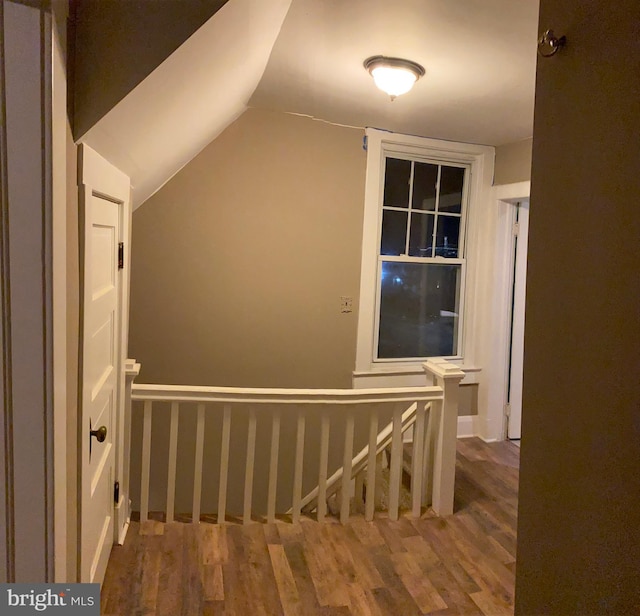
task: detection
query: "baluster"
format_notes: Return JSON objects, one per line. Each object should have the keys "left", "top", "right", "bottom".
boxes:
{"left": 388, "top": 405, "right": 403, "bottom": 521}
{"left": 355, "top": 470, "right": 365, "bottom": 512}
{"left": 267, "top": 408, "right": 281, "bottom": 523}
{"left": 292, "top": 411, "right": 306, "bottom": 523}
{"left": 243, "top": 407, "right": 257, "bottom": 524}
{"left": 166, "top": 402, "right": 179, "bottom": 522}
{"left": 422, "top": 402, "right": 434, "bottom": 507}
{"left": 317, "top": 413, "right": 330, "bottom": 522}
{"left": 365, "top": 409, "right": 378, "bottom": 521}
{"left": 140, "top": 400, "right": 152, "bottom": 523}
{"left": 340, "top": 411, "right": 355, "bottom": 524}
{"left": 426, "top": 399, "right": 442, "bottom": 511}
{"left": 411, "top": 401, "right": 426, "bottom": 518}
{"left": 192, "top": 403, "right": 205, "bottom": 523}
{"left": 218, "top": 403, "right": 231, "bottom": 524}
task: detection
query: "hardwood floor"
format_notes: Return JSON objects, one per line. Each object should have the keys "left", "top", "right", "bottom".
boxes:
{"left": 101, "top": 437, "right": 519, "bottom": 615}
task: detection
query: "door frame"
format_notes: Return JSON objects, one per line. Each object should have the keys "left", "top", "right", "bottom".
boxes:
{"left": 78, "top": 143, "right": 132, "bottom": 580}
{"left": 483, "top": 181, "right": 530, "bottom": 441}
{"left": 1, "top": 0, "right": 57, "bottom": 582}
{"left": 506, "top": 199, "right": 529, "bottom": 439}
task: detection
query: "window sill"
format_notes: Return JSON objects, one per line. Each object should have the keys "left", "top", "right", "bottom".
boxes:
{"left": 352, "top": 363, "right": 481, "bottom": 387}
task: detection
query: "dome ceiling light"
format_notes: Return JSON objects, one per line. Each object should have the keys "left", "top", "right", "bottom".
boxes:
{"left": 364, "top": 55, "right": 425, "bottom": 100}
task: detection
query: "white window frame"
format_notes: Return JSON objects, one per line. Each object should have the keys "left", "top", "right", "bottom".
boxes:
{"left": 355, "top": 128, "right": 494, "bottom": 375}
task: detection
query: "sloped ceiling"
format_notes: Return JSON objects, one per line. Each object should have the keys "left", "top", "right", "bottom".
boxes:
{"left": 81, "top": 0, "right": 293, "bottom": 208}
{"left": 81, "top": 0, "right": 539, "bottom": 209}
{"left": 71, "top": 0, "right": 229, "bottom": 139}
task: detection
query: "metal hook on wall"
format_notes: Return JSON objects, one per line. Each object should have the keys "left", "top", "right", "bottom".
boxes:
{"left": 538, "top": 29, "right": 567, "bottom": 57}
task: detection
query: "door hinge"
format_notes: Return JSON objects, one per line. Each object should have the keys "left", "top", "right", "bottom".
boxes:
{"left": 513, "top": 222, "right": 520, "bottom": 237}
{"left": 504, "top": 403, "right": 512, "bottom": 417}
{"left": 118, "top": 242, "right": 124, "bottom": 269}
{"left": 114, "top": 481, "right": 120, "bottom": 504}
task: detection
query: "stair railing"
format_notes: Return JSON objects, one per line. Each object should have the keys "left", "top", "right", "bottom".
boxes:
{"left": 125, "top": 358, "right": 463, "bottom": 525}
{"left": 296, "top": 400, "right": 426, "bottom": 521}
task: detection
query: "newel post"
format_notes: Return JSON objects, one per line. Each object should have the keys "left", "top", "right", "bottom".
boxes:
{"left": 118, "top": 358, "right": 140, "bottom": 544}
{"left": 423, "top": 359, "right": 464, "bottom": 516}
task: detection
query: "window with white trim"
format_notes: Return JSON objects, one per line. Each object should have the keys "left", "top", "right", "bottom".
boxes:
{"left": 355, "top": 129, "right": 494, "bottom": 373}
{"left": 376, "top": 155, "right": 468, "bottom": 359}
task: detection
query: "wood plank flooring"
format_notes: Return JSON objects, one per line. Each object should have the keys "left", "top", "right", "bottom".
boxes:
{"left": 101, "top": 437, "right": 519, "bottom": 615}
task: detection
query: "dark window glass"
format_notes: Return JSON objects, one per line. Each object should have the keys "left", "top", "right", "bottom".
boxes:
{"left": 408, "top": 212, "right": 435, "bottom": 257}
{"left": 378, "top": 262, "right": 460, "bottom": 358}
{"left": 439, "top": 166, "right": 465, "bottom": 214}
{"left": 435, "top": 215, "right": 460, "bottom": 258}
{"left": 380, "top": 210, "right": 407, "bottom": 255}
{"left": 412, "top": 162, "right": 438, "bottom": 211}
{"left": 383, "top": 158, "right": 411, "bottom": 208}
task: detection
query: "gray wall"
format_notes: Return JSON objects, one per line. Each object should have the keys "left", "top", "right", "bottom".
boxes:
{"left": 494, "top": 138, "right": 532, "bottom": 185}
{"left": 127, "top": 107, "right": 368, "bottom": 515}
{"left": 515, "top": 0, "right": 640, "bottom": 612}
{"left": 129, "top": 108, "right": 366, "bottom": 390}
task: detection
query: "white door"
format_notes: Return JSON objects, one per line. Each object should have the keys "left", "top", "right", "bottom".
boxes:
{"left": 507, "top": 200, "right": 530, "bottom": 439}
{"left": 79, "top": 145, "right": 131, "bottom": 583}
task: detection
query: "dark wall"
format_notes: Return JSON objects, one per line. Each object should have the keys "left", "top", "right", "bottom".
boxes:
{"left": 70, "top": 0, "right": 228, "bottom": 139}
{"left": 515, "top": 1, "right": 640, "bottom": 613}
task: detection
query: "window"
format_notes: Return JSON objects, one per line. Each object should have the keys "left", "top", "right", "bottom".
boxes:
{"left": 376, "top": 156, "right": 468, "bottom": 359}
{"left": 355, "top": 129, "right": 494, "bottom": 373}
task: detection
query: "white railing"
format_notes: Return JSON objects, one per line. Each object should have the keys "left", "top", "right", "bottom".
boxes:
{"left": 297, "top": 401, "right": 424, "bottom": 520}
{"left": 127, "top": 359, "right": 464, "bottom": 525}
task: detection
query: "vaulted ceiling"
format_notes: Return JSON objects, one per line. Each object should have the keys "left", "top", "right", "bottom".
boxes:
{"left": 78, "top": 0, "right": 540, "bottom": 208}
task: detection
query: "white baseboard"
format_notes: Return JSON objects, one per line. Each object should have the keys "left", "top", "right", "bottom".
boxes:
{"left": 117, "top": 521, "right": 130, "bottom": 546}
{"left": 115, "top": 496, "right": 131, "bottom": 545}
{"left": 457, "top": 415, "right": 503, "bottom": 442}
{"left": 457, "top": 415, "right": 479, "bottom": 438}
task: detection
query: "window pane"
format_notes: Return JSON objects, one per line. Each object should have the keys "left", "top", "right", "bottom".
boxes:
{"left": 383, "top": 158, "right": 411, "bottom": 208}
{"left": 380, "top": 210, "right": 408, "bottom": 255}
{"left": 412, "top": 162, "right": 438, "bottom": 211}
{"left": 408, "top": 212, "right": 434, "bottom": 257}
{"left": 435, "top": 215, "right": 461, "bottom": 258}
{"left": 439, "top": 166, "right": 465, "bottom": 214}
{"left": 378, "top": 262, "right": 460, "bottom": 358}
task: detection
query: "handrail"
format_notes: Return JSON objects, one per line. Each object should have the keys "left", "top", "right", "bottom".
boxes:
{"left": 131, "top": 383, "right": 443, "bottom": 405}
{"left": 126, "top": 357, "right": 464, "bottom": 525}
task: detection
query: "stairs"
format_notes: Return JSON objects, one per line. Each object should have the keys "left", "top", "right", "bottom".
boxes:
{"left": 324, "top": 442, "right": 416, "bottom": 518}
{"left": 298, "top": 403, "right": 421, "bottom": 515}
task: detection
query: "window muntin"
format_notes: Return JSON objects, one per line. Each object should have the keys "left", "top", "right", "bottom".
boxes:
{"left": 375, "top": 155, "right": 469, "bottom": 360}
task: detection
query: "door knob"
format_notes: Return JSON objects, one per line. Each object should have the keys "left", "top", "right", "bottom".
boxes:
{"left": 90, "top": 425, "right": 107, "bottom": 443}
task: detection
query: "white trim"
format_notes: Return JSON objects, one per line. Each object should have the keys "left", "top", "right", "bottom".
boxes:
{"left": 79, "top": 144, "right": 130, "bottom": 200}
{"left": 78, "top": 144, "right": 131, "bottom": 581}
{"left": 355, "top": 128, "right": 495, "bottom": 377}
{"left": 495, "top": 181, "right": 531, "bottom": 202}
{"left": 457, "top": 416, "right": 479, "bottom": 438}
{"left": 479, "top": 181, "right": 531, "bottom": 441}
{"left": 507, "top": 201, "right": 528, "bottom": 439}
{"left": 456, "top": 416, "right": 500, "bottom": 441}
{"left": 132, "top": 383, "right": 444, "bottom": 405}
{"left": 352, "top": 365, "right": 481, "bottom": 388}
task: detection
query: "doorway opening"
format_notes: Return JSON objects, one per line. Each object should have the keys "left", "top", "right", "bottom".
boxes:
{"left": 505, "top": 199, "right": 529, "bottom": 442}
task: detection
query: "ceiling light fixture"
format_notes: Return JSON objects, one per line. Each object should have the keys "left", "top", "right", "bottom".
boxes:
{"left": 364, "top": 55, "right": 425, "bottom": 100}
